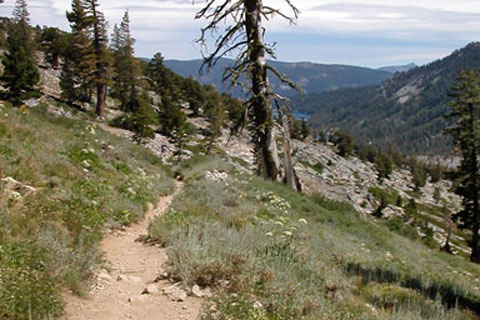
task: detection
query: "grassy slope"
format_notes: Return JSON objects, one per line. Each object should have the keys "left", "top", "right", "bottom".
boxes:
{"left": 0, "top": 103, "right": 174, "bottom": 319}
{"left": 149, "top": 155, "right": 480, "bottom": 320}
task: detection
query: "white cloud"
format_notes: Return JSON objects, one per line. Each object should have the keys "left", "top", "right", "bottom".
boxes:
{"left": 0, "top": 0, "right": 479, "bottom": 66}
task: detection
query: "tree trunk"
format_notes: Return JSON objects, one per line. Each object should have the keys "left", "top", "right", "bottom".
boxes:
{"left": 281, "top": 112, "right": 301, "bottom": 191}
{"left": 96, "top": 83, "right": 106, "bottom": 118}
{"left": 91, "top": 1, "right": 107, "bottom": 118}
{"left": 245, "top": 0, "right": 280, "bottom": 180}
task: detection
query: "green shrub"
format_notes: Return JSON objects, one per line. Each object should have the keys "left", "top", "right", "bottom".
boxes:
{"left": 385, "top": 217, "right": 419, "bottom": 241}
{"left": 0, "top": 242, "right": 64, "bottom": 320}
{"left": 312, "top": 162, "right": 324, "bottom": 174}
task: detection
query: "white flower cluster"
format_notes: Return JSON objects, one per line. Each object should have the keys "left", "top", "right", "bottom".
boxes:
{"left": 123, "top": 167, "right": 154, "bottom": 197}
{"left": 257, "top": 191, "right": 291, "bottom": 214}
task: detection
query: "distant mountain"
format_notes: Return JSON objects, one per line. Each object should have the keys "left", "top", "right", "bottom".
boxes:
{"left": 294, "top": 43, "right": 480, "bottom": 154}
{"left": 378, "top": 63, "right": 417, "bottom": 74}
{"left": 164, "top": 58, "right": 392, "bottom": 97}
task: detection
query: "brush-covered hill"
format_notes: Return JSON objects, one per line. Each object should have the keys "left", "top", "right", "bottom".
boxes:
{"left": 2, "top": 35, "right": 480, "bottom": 319}
{"left": 165, "top": 58, "right": 392, "bottom": 97}
{"left": 295, "top": 43, "right": 480, "bottom": 154}
{"left": 3, "top": 71, "right": 480, "bottom": 319}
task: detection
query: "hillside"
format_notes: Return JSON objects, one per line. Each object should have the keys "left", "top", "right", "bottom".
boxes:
{"left": 378, "top": 63, "right": 418, "bottom": 74}
{"left": 165, "top": 58, "right": 392, "bottom": 97}
{"left": 295, "top": 43, "right": 480, "bottom": 154}
{"left": 2, "top": 56, "right": 480, "bottom": 318}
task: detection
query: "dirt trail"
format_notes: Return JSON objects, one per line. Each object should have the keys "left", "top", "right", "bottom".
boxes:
{"left": 62, "top": 183, "right": 202, "bottom": 320}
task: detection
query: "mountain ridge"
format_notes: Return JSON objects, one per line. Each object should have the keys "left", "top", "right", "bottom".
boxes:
{"left": 165, "top": 57, "right": 392, "bottom": 97}
{"left": 297, "top": 42, "right": 480, "bottom": 154}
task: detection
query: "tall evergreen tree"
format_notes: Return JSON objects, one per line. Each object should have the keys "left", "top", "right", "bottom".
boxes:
{"left": 204, "top": 89, "right": 226, "bottom": 154}
{"left": 61, "top": 0, "right": 96, "bottom": 104}
{"left": 445, "top": 69, "right": 480, "bottom": 263}
{"left": 12, "top": 0, "right": 31, "bottom": 49}
{"left": 1, "top": 0, "right": 39, "bottom": 106}
{"left": 111, "top": 11, "right": 140, "bottom": 112}
{"left": 40, "top": 27, "right": 69, "bottom": 69}
{"left": 147, "top": 52, "right": 181, "bottom": 100}
{"left": 85, "top": 0, "right": 110, "bottom": 118}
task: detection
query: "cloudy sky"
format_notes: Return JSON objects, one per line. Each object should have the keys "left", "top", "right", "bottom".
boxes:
{"left": 1, "top": 0, "right": 480, "bottom": 67}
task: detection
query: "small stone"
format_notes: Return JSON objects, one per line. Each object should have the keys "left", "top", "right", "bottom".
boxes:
{"left": 203, "top": 288, "right": 213, "bottom": 298}
{"left": 253, "top": 301, "right": 263, "bottom": 310}
{"left": 128, "top": 295, "right": 148, "bottom": 304}
{"left": 128, "top": 276, "right": 142, "bottom": 284}
{"left": 164, "top": 283, "right": 188, "bottom": 302}
{"left": 117, "top": 275, "right": 128, "bottom": 281}
{"left": 97, "top": 271, "right": 112, "bottom": 282}
{"left": 182, "top": 306, "right": 187, "bottom": 310}
{"left": 142, "top": 284, "right": 160, "bottom": 295}
{"left": 191, "top": 285, "right": 203, "bottom": 298}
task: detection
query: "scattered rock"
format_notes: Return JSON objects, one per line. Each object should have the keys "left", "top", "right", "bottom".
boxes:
{"left": 205, "top": 170, "right": 228, "bottom": 182}
{"left": 128, "top": 295, "right": 148, "bottom": 304}
{"left": 163, "top": 283, "right": 188, "bottom": 302}
{"left": 128, "top": 276, "right": 142, "bottom": 284}
{"left": 97, "top": 270, "right": 112, "bottom": 282}
{"left": 191, "top": 285, "right": 203, "bottom": 298}
{"left": 142, "top": 284, "right": 160, "bottom": 295}
{"left": 117, "top": 275, "right": 128, "bottom": 281}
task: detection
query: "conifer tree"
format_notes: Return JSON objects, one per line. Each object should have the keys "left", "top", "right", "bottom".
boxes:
{"left": 85, "top": 0, "right": 110, "bottom": 118}
{"left": 204, "top": 89, "right": 226, "bottom": 154}
{"left": 12, "top": 0, "right": 31, "bottom": 49}
{"left": 445, "top": 69, "right": 480, "bottom": 263}
{"left": 300, "top": 118, "right": 310, "bottom": 140}
{"left": 61, "top": 0, "right": 96, "bottom": 104}
{"left": 147, "top": 52, "right": 181, "bottom": 100}
{"left": 2, "top": 0, "right": 39, "bottom": 106}
{"left": 196, "top": 0, "right": 300, "bottom": 184}
{"left": 111, "top": 11, "right": 140, "bottom": 112}
{"left": 40, "top": 27, "right": 69, "bottom": 69}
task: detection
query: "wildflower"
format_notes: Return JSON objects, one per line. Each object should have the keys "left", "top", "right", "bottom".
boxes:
{"left": 83, "top": 168, "right": 89, "bottom": 174}
{"left": 88, "top": 148, "right": 95, "bottom": 154}
{"left": 274, "top": 221, "right": 284, "bottom": 227}
{"left": 10, "top": 191, "right": 22, "bottom": 201}
{"left": 283, "top": 231, "right": 293, "bottom": 237}
{"left": 298, "top": 218, "right": 308, "bottom": 224}
{"left": 82, "top": 160, "right": 91, "bottom": 168}
{"left": 265, "top": 232, "right": 273, "bottom": 237}
{"left": 82, "top": 148, "right": 89, "bottom": 154}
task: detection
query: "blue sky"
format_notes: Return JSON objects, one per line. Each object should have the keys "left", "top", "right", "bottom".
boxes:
{"left": 1, "top": 0, "right": 480, "bottom": 67}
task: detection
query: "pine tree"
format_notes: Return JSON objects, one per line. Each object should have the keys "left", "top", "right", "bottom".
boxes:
{"left": 40, "top": 27, "right": 69, "bottom": 69}
{"left": 2, "top": 0, "right": 39, "bottom": 106}
{"left": 12, "top": 0, "right": 31, "bottom": 49}
{"left": 85, "top": 0, "right": 110, "bottom": 118}
{"left": 61, "top": 0, "right": 96, "bottom": 104}
{"left": 157, "top": 97, "right": 186, "bottom": 137}
{"left": 204, "top": 89, "right": 226, "bottom": 154}
{"left": 375, "top": 151, "right": 393, "bottom": 183}
{"left": 147, "top": 52, "right": 181, "bottom": 100}
{"left": 111, "top": 11, "right": 141, "bottom": 112}
{"left": 445, "top": 69, "right": 480, "bottom": 263}
{"left": 300, "top": 118, "right": 310, "bottom": 140}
